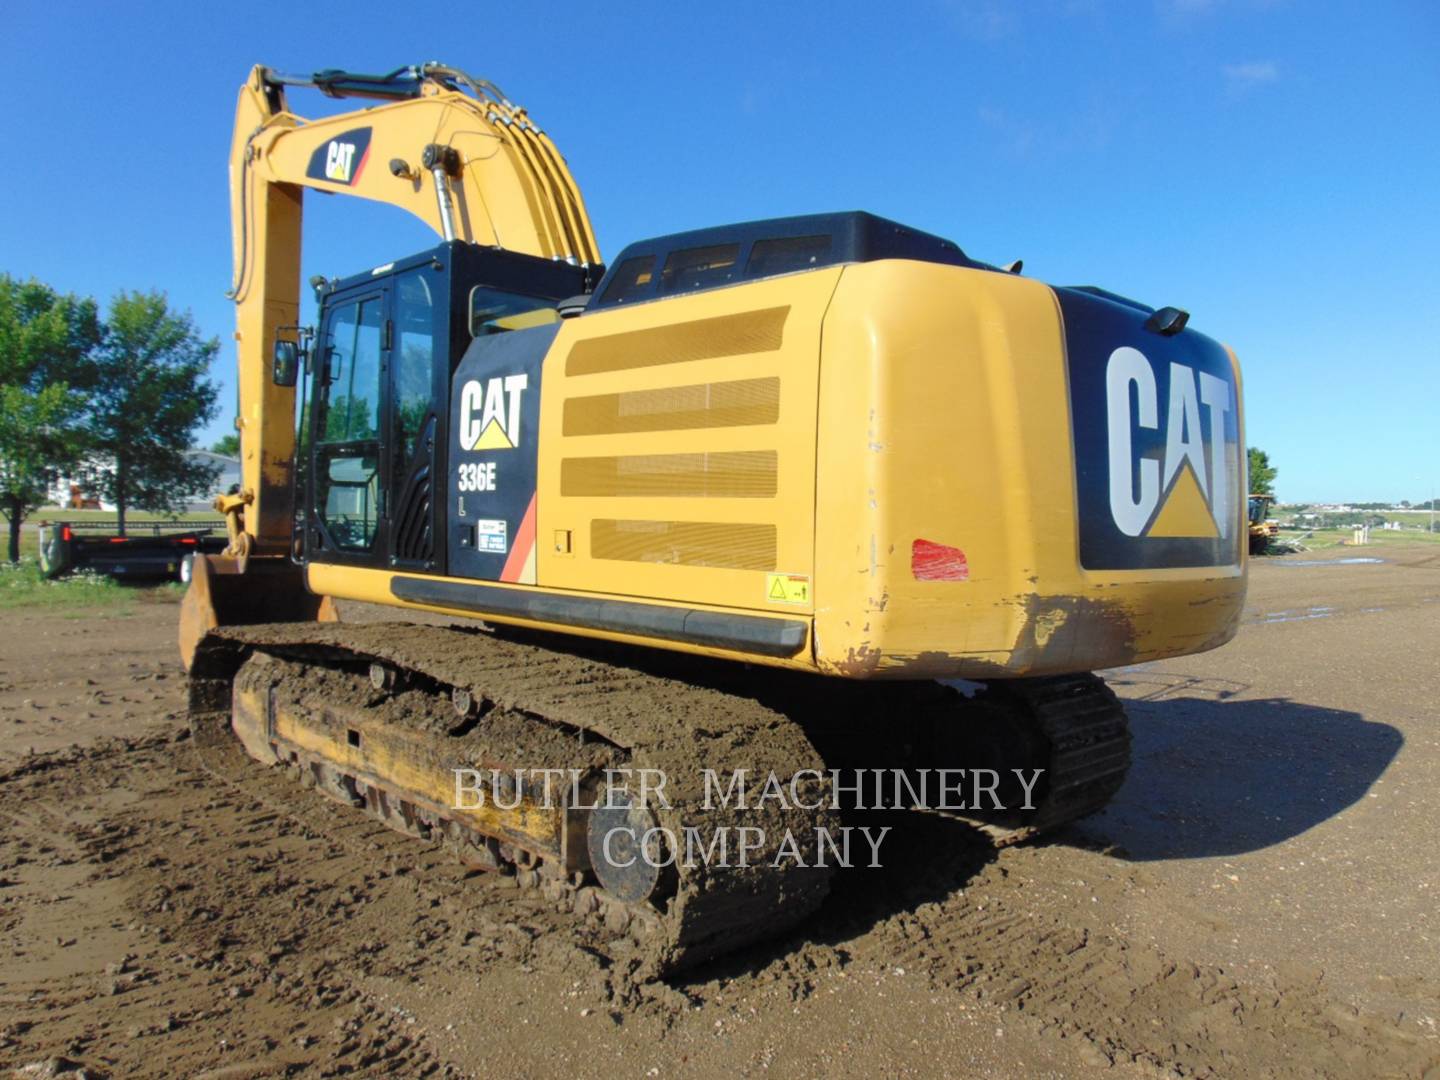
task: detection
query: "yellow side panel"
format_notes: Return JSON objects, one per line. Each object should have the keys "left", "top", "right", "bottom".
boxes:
{"left": 535, "top": 270, "right": 843, "bottom": 614}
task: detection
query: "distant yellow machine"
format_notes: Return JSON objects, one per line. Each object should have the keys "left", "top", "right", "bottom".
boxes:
{"left": 1248, "top": 493, "right": 1279, "bottom": 554}
{"left": 181, "top": 63, "right": 1249, "bottom": 970}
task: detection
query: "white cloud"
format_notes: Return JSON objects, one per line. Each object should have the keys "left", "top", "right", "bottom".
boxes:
{"left": 1224, "top": 61, "right": 1279, "bottom": 84}
{"left": 1223, "top": 60, "right": 1280, "bottom": 96}
{"left": 946, "top": 0, "right": 1019, "bottom": 41}
{"left": 976, "top": 102, "right": 1114, "bottom": 158}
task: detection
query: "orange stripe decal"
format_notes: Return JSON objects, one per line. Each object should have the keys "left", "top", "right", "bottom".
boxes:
{"left": 500, "top": 494, "right": 538, "bottom": 582}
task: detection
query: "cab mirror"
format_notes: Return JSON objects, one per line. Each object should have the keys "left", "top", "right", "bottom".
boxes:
{"left": 273, "top": 340, "right": 300, "bottom": 387}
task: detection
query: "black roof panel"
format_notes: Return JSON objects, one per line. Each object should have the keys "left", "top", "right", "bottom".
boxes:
{"left": 588, "top": 211, "right": 993, "bottom": 310}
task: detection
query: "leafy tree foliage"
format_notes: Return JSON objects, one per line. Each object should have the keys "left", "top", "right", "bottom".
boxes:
{"left": 1247, "top": 447, "right": 1277, "bottom": 497}
{"left": 0, "top": 276, "right": 102, "bottom": 562}
{"left": 211, "top": 433, "right": 240, "bottom": 457}
{"left": 83, "top": 292, "right": 221, "bottom": 535}
{"left": 322, "top": 395, "right": 377, "bottom": 442}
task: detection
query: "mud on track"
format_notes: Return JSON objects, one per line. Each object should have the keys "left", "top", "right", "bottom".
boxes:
{"left": 2, "top": 567, "right": 1439, "bottom": 1077}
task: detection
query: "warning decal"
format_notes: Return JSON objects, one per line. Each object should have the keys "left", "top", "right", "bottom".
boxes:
{"left": 765, "top": 573, "right": 810, "bottom": 605}
{"left": 474, "top": 519, "right": 508, "bottom": 554}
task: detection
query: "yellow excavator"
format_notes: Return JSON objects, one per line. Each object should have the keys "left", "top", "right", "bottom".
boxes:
{"left": 1248, "top": 493, "right": 1279, "bottom": 554}
{"left": 182, "top": 62, "right": 1249, "bottom": 973}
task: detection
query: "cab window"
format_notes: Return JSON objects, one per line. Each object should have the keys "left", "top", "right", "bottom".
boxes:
{"left": 313, "top": 296, "right": 383, "bottom": 552}
{"left": 598, "top": 256, "right": 656, "bottom": 305}
{"left": 394, "top": 273, "right": 437, "bottom": 464}
{"left": 747, "top": 235, "right": 832, "bottom": 276}
{"left": 469, "top": 287, "right": 557, "bottom": 337}
{"left": 659, "top": 244, "right": 740, "bottom": 295}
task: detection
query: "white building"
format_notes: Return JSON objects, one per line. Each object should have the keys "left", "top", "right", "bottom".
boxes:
{"left": 47, "top": 451, "right": 241, "bottom": 513}
{"left": 180, "top": 450, "right": 242, "bottom": 511}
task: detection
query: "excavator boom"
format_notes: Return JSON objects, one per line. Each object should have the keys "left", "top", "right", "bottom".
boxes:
{"left": 226, "top": 62, "right": 598, "bottom": 557}
{"left": 182, "top": 63, "right": 600, "bottom": 666}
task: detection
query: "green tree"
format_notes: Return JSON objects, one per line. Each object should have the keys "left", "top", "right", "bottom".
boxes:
{"left": 211, "top": 433, "right": 240, "bottom": 457}
{"left": 1247, "top": 447, "right": 1277, "bottom": 497}
{"left": 0, "top": 276, "right": 102, "bottom": 562}
{"left": 322, "top": 395, "right": 377, "bottom": 441}
{"left": 84, "top": 291, "right": 221, "bottom": 535}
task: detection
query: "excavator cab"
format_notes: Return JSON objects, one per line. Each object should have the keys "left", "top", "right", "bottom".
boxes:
{"left": 181, "top": 243, "right": 593, "bottom": 666}
{"left": 296, "top": 242, "right": 591, "bottom": 576}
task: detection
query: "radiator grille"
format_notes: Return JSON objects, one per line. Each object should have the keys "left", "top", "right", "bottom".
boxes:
{"left": 566, "top": 307, "right": 788, "bottom": 376}
{"left": 563, "top": 377, "right": 780, "bottom": 436}
{"left": 590, "top": 520, "right": 776, "bottom": 571}
{"left": 562, "top": 451, "right": 777, "bottom": 499}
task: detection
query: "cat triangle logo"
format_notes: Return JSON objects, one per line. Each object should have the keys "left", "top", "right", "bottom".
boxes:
{"left": 472, "top": 418, "right": 514, "bottom": 451}
{"left": 458, "top": 374, "right": 528, "bottom": 452}
{"left": 1105, "top": 346, "right": 1234, "bottom": 541}
{"left": 1146, "top": 460, "right": 1219, "bottom": 538}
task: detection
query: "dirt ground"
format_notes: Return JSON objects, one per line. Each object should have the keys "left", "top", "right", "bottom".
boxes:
{"left": 2, "top": 549, "right": 1438, "bottom": 1078}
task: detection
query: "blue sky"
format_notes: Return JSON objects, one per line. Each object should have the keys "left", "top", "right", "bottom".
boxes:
{"left": 3, "top": 1, "right": 1436, "bottom": 503}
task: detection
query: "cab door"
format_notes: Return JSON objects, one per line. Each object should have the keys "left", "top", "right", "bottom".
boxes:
{"left": 308, "top": 287, "right": 388, "bottom": 568}
{"left": 307, "top": 268, "right": 444, "bottom": 572}
{"left": 386, "top": 269, "right": 443, "bottom": 570}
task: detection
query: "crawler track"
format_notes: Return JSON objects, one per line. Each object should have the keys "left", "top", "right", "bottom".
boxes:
{"left": 190, "top": 622, "right": 840, "bottom": 976}
{"left": 951, "top": 674, "right": 1132, "bottom": 844}
{"left": 188, "top": 621, "right": 1131, "bottom": 976}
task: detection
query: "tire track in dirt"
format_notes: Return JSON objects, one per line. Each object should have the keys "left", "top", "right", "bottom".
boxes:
{"left": 0, "top": 735, "right": 463, "bottom": 1077}
{"left": 13, "top": 732, "right": 1431, "bottom": 1078}
{"left": 4, "top": 663, "right": 1439, "bottom": 1076}
{"left": 667, "top": 811, "right": 1436, "bottom": 1078}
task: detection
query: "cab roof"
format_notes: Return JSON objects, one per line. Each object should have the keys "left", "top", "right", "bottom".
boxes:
{"left": 588, "top": 211, "right": 993, "bottom": 311}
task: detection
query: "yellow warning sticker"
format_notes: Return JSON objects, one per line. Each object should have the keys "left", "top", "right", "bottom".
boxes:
{"left": 766, "top": 573, "right": 811, "bottom": 605}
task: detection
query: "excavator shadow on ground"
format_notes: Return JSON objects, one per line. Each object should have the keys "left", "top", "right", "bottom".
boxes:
{"left": 671, "top": 675, "right": 1401, "bottom": 985}
{"left": 670, "top": 809, "right": 1002, "bottom": 987}
{"left": 1082, "top": 672, "right": 1402, "bottom": 860}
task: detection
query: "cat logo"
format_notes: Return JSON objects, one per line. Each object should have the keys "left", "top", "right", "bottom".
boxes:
{"left": 1106, "top": 346, "right": 1235, "bottom": 540}
{"left": 304, "top": 127, "right": 372, "bottom": 187}
{"left": 325, "top": 141, "right": 358, "bottom": 182}
{"left": 458, "top": 374, "right": 529, "bottom": 451}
